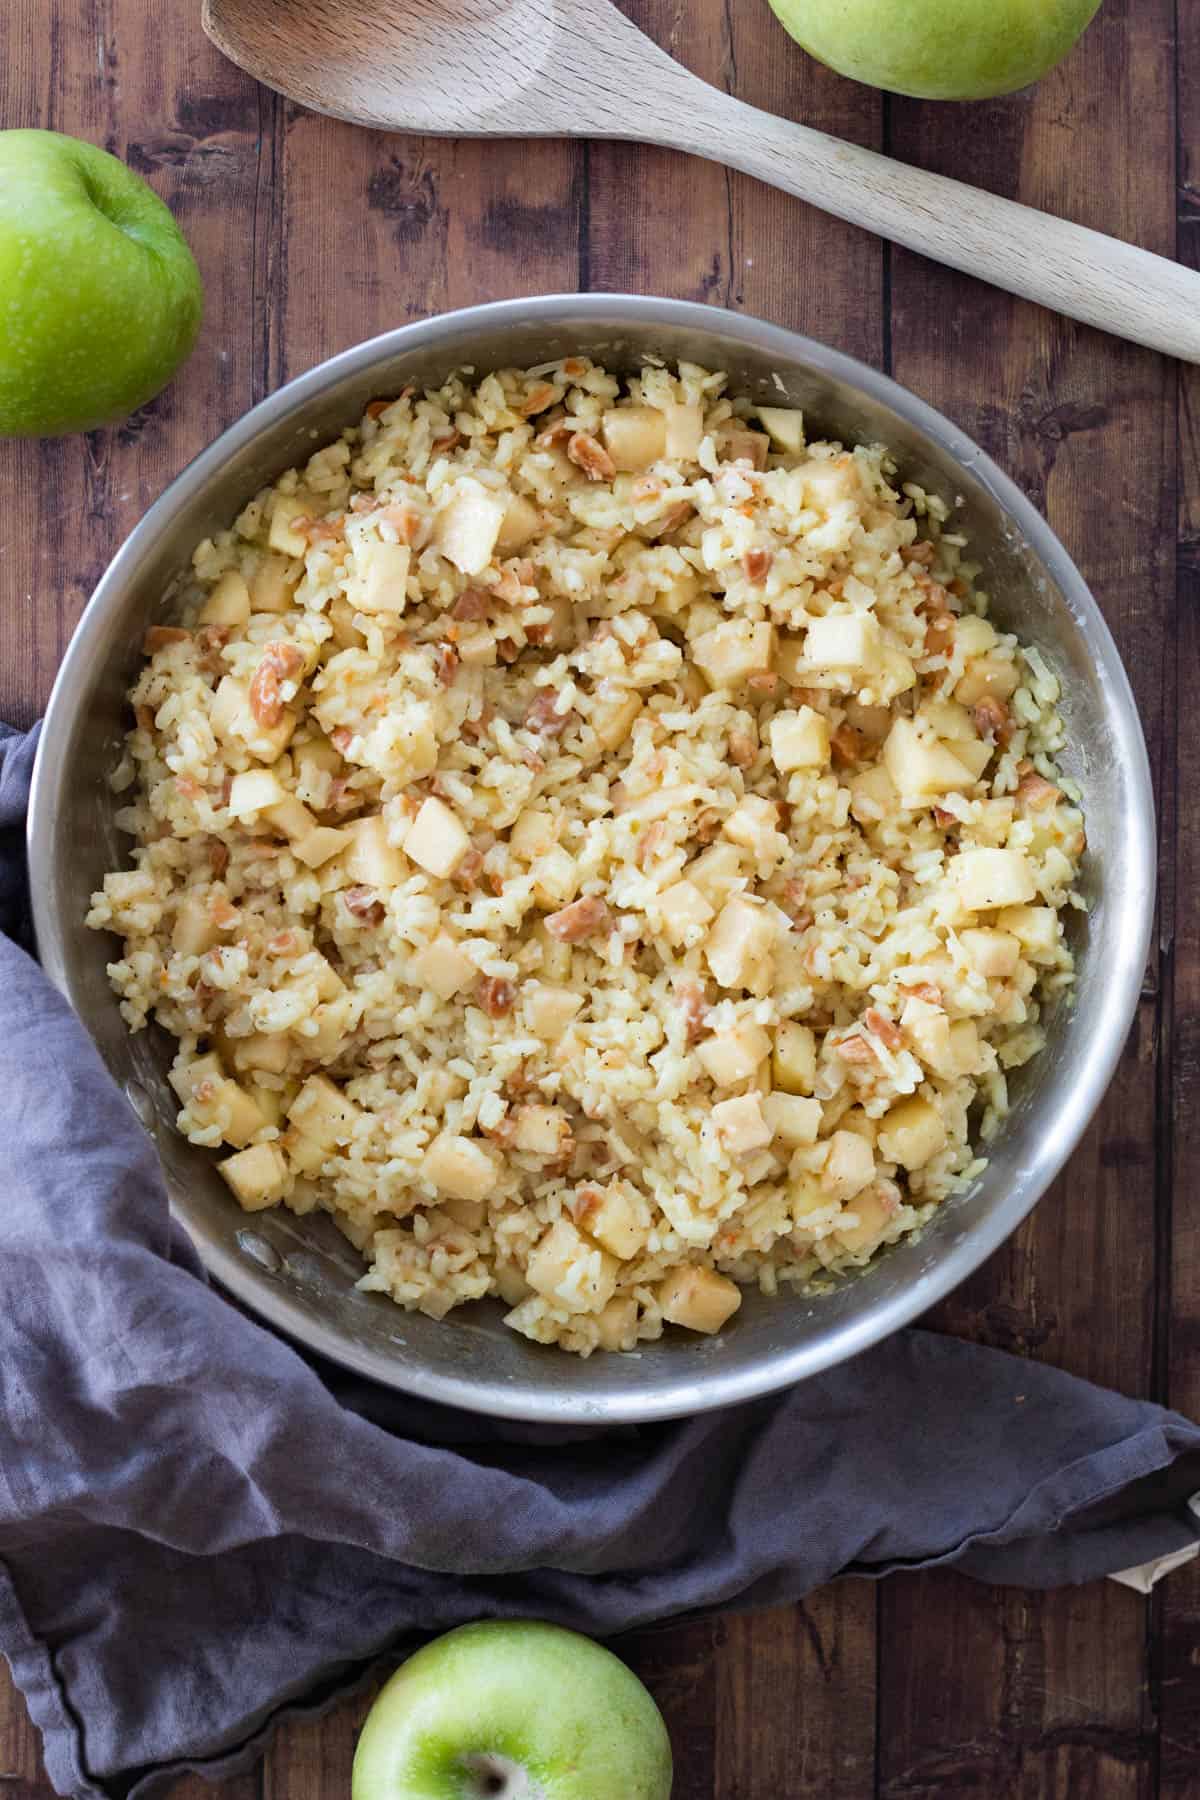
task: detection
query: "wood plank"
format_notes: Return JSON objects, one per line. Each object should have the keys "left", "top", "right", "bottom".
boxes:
{"left": 0, "top": 0, "right": 266, "bottom": 726}
{"left": 618, "top": 1619, "right": 720, "bottom": 1800}
{"left": 273, "top": 113, "right": 583, "bottom": 380}
{"left": 712, "top": 1590, "right": 877, "bottom": 1798}
{"left": 877, "top": 0, "right": 1175, "bottom": 1793}
{"left": 261, "top": 1684, "right": 377, "bottom": 1800}
{"left": 0, "top": 1659, "right": 53, "bottom": 1791}
{"left": 1156, "top": 3, "right": 1200, "bottom": 1789}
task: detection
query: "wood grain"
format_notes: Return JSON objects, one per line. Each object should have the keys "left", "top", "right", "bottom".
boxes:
{"left": 0, "top": 2, "right": 1195, "bottom": 1798}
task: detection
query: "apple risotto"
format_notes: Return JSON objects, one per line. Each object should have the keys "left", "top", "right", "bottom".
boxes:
{"left": 87, "top": 357, "right": 1085, "bottom": 1356}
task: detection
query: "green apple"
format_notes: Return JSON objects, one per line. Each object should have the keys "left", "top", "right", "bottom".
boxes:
{"left": 767, "top": 0, "right": 1104, "bottom": 100}
{"left": 352, "top": 1621, "right": 673, "bottom": 1800}
{"left": 0, "top": 130, "right": 203, "bottom": 436}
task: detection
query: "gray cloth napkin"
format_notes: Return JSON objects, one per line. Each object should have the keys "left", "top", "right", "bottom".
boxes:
{"left": 1, "top": 721, "right": 1198, "bottom": 1800}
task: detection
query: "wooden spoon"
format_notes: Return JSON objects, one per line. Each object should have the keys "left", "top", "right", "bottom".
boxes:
{"left": 204, "top": 0, "right": 1200, "bottom": 364}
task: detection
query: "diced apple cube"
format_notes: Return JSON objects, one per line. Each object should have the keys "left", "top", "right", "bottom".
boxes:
{"left": 901, "top": 999, "right": 955, "bottom": 1076}
{"left": 821, "top": 1129, "right": 876, "bottom": 1202}
{"left": 878, "top": 1096, "right": 946, "bottom": 1170}
{"left": 692, "top": 620, "right": 777, "bottom": 689}
{"left": 287, "top": 1074, "right": 361, "bottom": 1150}
{"left": 954, "top": 652, "right": 1021, "bottom": 707}
{"left": 442, "top": 1194, "right": 487, "bottom": 1231}
{"left": 210, "top": 674, "right": 296, "bottom": 762}
{"left": 712, "top": 1092, "right": 772, "bottom": 1156}
{"left": 804, "top": 611, "right": 883, "bottom": 676}
{"left": 656, "top": 879, "right": 714, "bottom": 947}
{"left": 882, "top": 717, "right": 974, "bottom": 800}
{"left": 948, "top": 847, "right": 1036, "bottom": 912}
{"left": 722, "top": 795, "right": 786, "bottom": 859}
{"left": 265, "top": 794, "right": 317, "bottom": 840}
{"left": 513, "top": 1104, "right": 572, "bottom": 1158}
{"left": 595, "top": 1294, "right": 639, "bottom": 1351}
{"left": 526, "top": 1217, "right": 617, "bottom": 1312}
{"left": 698, "top": 1019, "right": 772, "bottom": 1088}
{"left": 961, "top": 927, "right": 1021, "bottom": 979}
{"left": 687, "top": 842, "right": 744, "bottom": 902}
{"left": 410, "top": 933, "right": 475, "bottom": 1000}
{"left": 199, "top": 570, "right": 250, "bottom": 627}
{"left": 404, "top": 797, "right": 471, "bottom": 879}
{"left": 168, "top": 1052, "right": 224, "bottom": 1105}
{"left": 848, "top": 763, "right": 899, "bottom": 824}
{"left": 228, "top": 768, "right": 287, "bottom": 819}
{"left": 422, "top": 1133, "right": 500, "bottom": 1203}
{"left": 523, "top": 982, "right": 584, "bottom": 1040}
{"left": 268, "top": 495, "right": 311, "bottom": 558}
{"left": 592, "top": 691, "right": 642, "bottom": 752}
{"left": 230, "top": 1032, "right": 292, "bottom": 1076}
{"left": 250, "top": 554, "right": 298, "bottom": 614}
{"left": 172, "top": 895, "right": 221, "bottom": 957}
{"left": 657, "top": 1265, "right": 742, "bottom": 1334}
{"left": 660, "top": 401, "right": 703, "bottom": 460}
{"left": 342, "top": 814, "right": 408, "bottom": 889}
{"left": 953, "top": 615, "right": 997, "bottom": 658}
{"left": 434, "top": 482, "right": 507, "bottom": 575}
{"left": 801, "top": 457, "right": 860, "bottom": 508}
{"left": 949, "top": 1019, "right": 981, "bottom": 1074}
{"left": 705, "top": 894, "right": 776, "bottom": 990}
{"left": 354, "top": 537, "right": 411, "bottom": 615}
{"left": 579, "top": 1181, "right": 645, "bottom": 1259}
{"left": 602, "top": 404, "right": 667, "bottom": 472}
{"left": 762, "top": 1091, "right": 822, "bottom": 1147}
{"left": 717, "top": 427, "right": 769, "bottom": 469}
{"left": 282, "top": 1129, "right": 327, "bottom": 1178}
{"left": 756, "top": 406, "right": 805, "bottom": 453}
{"left": 772, "top": 1022, "right": 817, "bottom": 1094}
{"left": 293, "top": 824, "right": 353, "bottom": 869}
{"left": 835, "top": 1187, "right": 892, "bottom": 1254}
{"left": 996, "top": 904, "right": 1061, "bottom": 960}
{"left": 210, "top": 1079, "right": 270, "bottom": 1149}
{"left": 219, "top": 1141, "right": 291, "bottom": 1212}
{"left": 496, "top": 493, "right": 540, "bottom": 552}
{"left": 531, "top": 845, "right": 580, "bottom": 909}
{"left": 506, "top": 815, "right": 554, "bottom": 875}
{"left": 770, "top": 706, "right": 831, "bottom": 772}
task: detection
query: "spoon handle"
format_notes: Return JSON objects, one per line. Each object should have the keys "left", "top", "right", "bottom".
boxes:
{"left": 652, "top": 86, "right": 1200, "bottom": 365}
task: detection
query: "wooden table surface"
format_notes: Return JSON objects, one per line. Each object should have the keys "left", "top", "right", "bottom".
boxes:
{"left": 3, "top": 0, "right": 1199, "bottom": 1794}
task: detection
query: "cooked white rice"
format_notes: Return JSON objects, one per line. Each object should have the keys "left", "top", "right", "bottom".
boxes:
{"left": 87, "top": 356, "right": 1085, "bottom": 1356}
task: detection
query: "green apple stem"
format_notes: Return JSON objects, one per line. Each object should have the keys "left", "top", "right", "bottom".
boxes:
{"left": 458, "top": 1753, "right": 545, "bottom": 1800}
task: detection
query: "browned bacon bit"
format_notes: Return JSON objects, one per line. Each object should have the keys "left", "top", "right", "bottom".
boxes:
{"left": 902, "top": 539, "right": 936, "bottom": 567}
{"left": 365, "top": 398, "right": 392, "bottom": 420}
{"left": 478, "top": 975, "right": 517, "bottom": 1017}
{"left": 694, "top": 808, "right": 722, "bottom": 845}
{"left": 535, "top": 418, "right": 573, "bottom": 449}
{"left": 654, "top": 501, "right": 694, "bottom": 536}
{"left": 1015, "top": 770, "right": 1062, "bottom": 811}
{"left": 135, "top": 704, "right": 156, "bottom": 733}
{"left": 380, "top": 502, "right": 424, "bottom": 544}
{"left": 207, "top": 838, "right": 229, "bottom": 878}
{"left": 680, "top": 982, "right": 710, "bottom": 1045}
{"left": 175, "top": 775, "right": 203, "bottom": 801}
{"left": 505, "top": 1063, "right": 533, "bottom": 1098}
{"left": 460, "top": 704, "right": 495, "bottom": 744}
{"left": 520, "top": 383, "right": 560, "bottom": 417}
{"left": 433, "top": 642, "right": 460, "bottom": 687}
{"left": 143, "top": 626, "right": 191, "bottom": 655}
{"left": 266, "top": 930, "right": 297, "bottom": 955}
{"left": 742, "top": 547, "right": 772, "bottom": 583}
{"left": 297, "top": 514, "right": 344, "bottom": 545}
{"left": 567, "top": 431, "right": 616, "bottom": 483}
{"left": 496, "top": 638, "right": 520, "bottom": 665}
{"left": 932, "top": 805, "right": 957, "bottom": 827}
{"left": 545, "top": 895, "right": 611, "bottom": 942}
{"left": 525, "top": 690, "right": 574, "bottom": 737}
{"left": 331, "top": 727, "right": 354, "bottom": 755}
{"left": 349, "top": 492, "right": 383, "bottom": 514}
{"left": 948, "top": 577, "right": 969, "bottom": 599}
{"left": 729, "top": 730, "right": 757, "bottom": 770}
{"left": 630, "top": 475, "right": 663, "bottom": 503}
{"left": 830, "top": 723, "right": 865, "bottom": 769}
{"left": 562, "top": 357, "right": 588, "bottom": 378}
{"left": 454, "top": 847, "right": 484, "bottom": 890}
{"left": 249, "top": 641, "right": 305, "bottom": 728}
{"left": 452, "top": 586, "right": 490, "bottom": 621}
{"left": 431, "top": 429, "right": 462, "bottom": 455}
{"left": 570, "top": 1183, "right": 603, "bottom": 1227}
{"left": 864, "top": 1008, "right": 904, "bottom": 1051}
{"left": 835, "top": 1034, "right": 875, "bottom": 1064}
{"left": 972, "top": 696, "right": 1012, "bottom": 744}
{"left": 636, "top": 822, "right": 666, "bottom": 868}
{"left": 339, "top": 887, "right": 382, "bottom": 926}
{"left": 901, "top": 981, "right": 942, "bottom": 1006}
